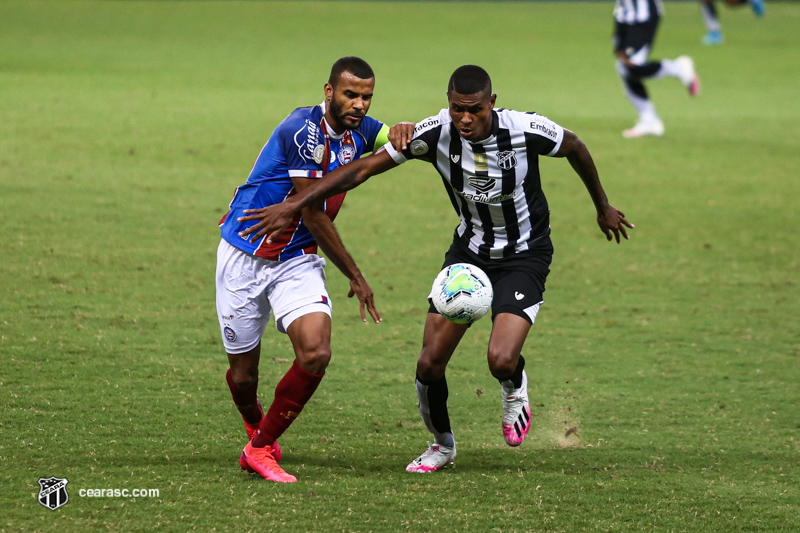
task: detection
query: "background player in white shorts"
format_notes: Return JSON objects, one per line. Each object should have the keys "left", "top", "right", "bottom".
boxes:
{"left": 613, "top": 0, "right": 701, "bottom": 138}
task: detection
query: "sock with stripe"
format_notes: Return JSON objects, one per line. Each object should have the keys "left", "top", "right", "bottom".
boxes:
{"left": 415, "top": 374, "right": 455, "bottom": 449}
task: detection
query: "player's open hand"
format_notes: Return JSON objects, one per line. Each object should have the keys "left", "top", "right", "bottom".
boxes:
{"left": 387, "top": 122, "right": 416, "bottom": 152}
{"left": 237, "top": 204, "right": 295, "bottom": 244}
{"left": 597, "top": 204, "right": 634, "bottom": 243}
{"left": 348, "top": 275, "right": 382, "bottom": 324}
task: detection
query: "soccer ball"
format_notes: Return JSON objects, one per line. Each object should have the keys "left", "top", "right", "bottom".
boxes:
{"left": 430, "top": 263, "right": 493, "bottom": 325}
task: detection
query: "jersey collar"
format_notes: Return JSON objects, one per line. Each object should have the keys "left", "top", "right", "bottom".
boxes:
{"left": 318, "top": 101, "right": 344, "bottom": 140}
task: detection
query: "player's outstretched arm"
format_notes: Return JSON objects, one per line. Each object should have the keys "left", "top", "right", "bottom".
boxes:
{"left": 554, "top": 129, "right": 634, "bottom": 243}
{"left": 237, "top": 149, "right": 399, "bottom": 244}
{"left": 292, "top": 177, "right": 382, "bottom": 324}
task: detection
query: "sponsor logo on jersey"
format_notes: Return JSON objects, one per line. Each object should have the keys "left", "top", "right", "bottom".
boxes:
{"left": 468, "top": 177, "right": 496, "bottom": 193}
{"left": 410, "top": 140, "right": 429, "bottom": 156}
{"left": 455, "top": 189, "right": 516, "bottom": 204}
{"left": 529, "top": 120, "right": 558, "bottom": 140}
{"left": 295, "top": 119, "right": 322, "bottom": 162}
{"left": 338, "top": 144, "right": 356, "bottom": 165}
{"left": 515, "top": 291, "right": 525, "bottom": 300}
{"left": 497, "top": 150, "right": 517, "bottom": 170}
{"left": 450, "top": 154, "right": 460, "bottom": 163}
{"left": 414, "top": 118, "right": 439, "bottom": 132}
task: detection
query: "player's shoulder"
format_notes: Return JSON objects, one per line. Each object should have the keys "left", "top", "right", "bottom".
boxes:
{"left": 412, "top": 109, "right": 450, "bottom": 137}
{"left": 358, "top": 114, "right": 384, "bottom": 130}
{"left": 270, "top": 105, "right": 322, "bottom": 148}
{"left": 279, "top": 105, "right": 320, "bottom": 131}
{"left": 497, "top": 108, "right": 561, "bottom": 140}
{"left": 353, "top": 114, "right": 385, "bottom": 142}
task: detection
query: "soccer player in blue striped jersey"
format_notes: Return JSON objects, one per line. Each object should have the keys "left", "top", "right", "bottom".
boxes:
{"left": 238, "top": 65, "right": 634, "bottom": 473}
{"left": 216, "top": 57, "right": 401, "bottom": 483}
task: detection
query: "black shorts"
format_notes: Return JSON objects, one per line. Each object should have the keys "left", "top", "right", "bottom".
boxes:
{"left": 613, "top": 19, "right": 659, "bottom": 57}
{"left": 428, "top": 238, "right": 553, "bottom": 324}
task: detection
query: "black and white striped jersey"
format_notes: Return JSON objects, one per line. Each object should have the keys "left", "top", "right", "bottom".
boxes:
{"left": 614, "top": 0, "right": 663, "bottom": 24}
{"left": 383, "top": 108, "right": 564, "bottom": 261}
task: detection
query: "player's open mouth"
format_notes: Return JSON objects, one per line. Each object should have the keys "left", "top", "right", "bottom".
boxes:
{"left": 459, "top": 129, "right": 471, "bottom": 138}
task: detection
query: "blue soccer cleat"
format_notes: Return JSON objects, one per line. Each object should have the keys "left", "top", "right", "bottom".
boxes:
{"left": 703, "top": 30, "right": 723, "bottom": 45}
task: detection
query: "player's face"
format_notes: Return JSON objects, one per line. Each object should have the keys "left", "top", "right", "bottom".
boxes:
{"left": 447, "top": 90, "right": 496, "bottom": 142}
{"left": 325, "top": 72, "right": 375, "bottom": 133}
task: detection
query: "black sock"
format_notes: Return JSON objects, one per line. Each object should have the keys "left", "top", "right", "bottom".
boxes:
{"left": 416, "top": 373, "right": 452, "bottom": 436}
{"left": 499, "top": 355, "right": 526, "bottom": 389}
{"left": 627, "top": 61, "right": 662, "bottom": 79}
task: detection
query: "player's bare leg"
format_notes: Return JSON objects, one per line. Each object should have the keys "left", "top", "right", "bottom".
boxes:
{"left": 416, "top": 313, "right": 469, "bottom": 381}
{"left": 488, "top": 313, "right": 533, "bottom": 446}
{"left": 286, "top": 313, "right": 332, "bottom": 375}
{"left": 226, "top": 345, "right": 269, "bottom": 441}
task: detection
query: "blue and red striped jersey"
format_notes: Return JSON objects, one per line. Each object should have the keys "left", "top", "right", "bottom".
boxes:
{"left": 219, "top": 102, "right": 385, "bottom": 261}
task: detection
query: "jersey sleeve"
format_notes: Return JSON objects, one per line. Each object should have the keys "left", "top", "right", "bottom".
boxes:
{"left": 382, "top": 113, "right": 442, "bottom": 164}
{"left": 359, "top": 115, "right": 388, "bottom": 153}
{"left": 279, "top": 111, "right": 326, "bottom": 179}
{"left": 526, "top": 113, "right": 564, "bottom": 157}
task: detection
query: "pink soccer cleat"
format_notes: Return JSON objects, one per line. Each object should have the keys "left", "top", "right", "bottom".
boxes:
{"left": 239, "top": 442, "right": 295, "bottom": 483}
{"left": 502, "top": 370, "right": 531, "bottom": 446}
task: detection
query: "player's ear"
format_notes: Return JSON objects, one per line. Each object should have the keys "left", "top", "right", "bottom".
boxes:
{"left": 324, "top": 82, "right": 334, "bottom": 101}
{"left": 489, "top": 93, "right": 497, "bottom": 108}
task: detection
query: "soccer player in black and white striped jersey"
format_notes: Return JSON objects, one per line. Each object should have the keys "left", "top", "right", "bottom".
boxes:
{"left": 614, "top": 0, "right": 701, "bottom": 137}
{"left": 239, "top": 65, "right": 634, "bottom": 473}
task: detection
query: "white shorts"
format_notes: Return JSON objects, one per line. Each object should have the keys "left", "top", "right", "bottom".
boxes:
{"left": 215, "top": 239, "right": 332, "bottom": 354}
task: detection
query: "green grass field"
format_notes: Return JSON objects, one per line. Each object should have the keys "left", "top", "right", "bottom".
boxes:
{"left": 2, "top": 1, "right": 799, "bottom": 531}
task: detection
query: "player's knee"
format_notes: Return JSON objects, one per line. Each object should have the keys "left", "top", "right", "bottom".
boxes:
{"left": 296, "top": 344, "right": 331, "bottom": 374}
{"left": 230, "top": 369, "right": 258, "bottom": 390}
{"left": 416, "top": 355, "right": 446, "bottom": 382}
{"left": 487, "top": 349, "right": 517, "bottom": 380}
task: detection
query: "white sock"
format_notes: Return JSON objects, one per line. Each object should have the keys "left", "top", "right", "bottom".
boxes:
{"left": 654, "top": 59, "right": 681, "bottom": 80}
{"left": 700, "top": 3, "right": 722, "bottom": 32}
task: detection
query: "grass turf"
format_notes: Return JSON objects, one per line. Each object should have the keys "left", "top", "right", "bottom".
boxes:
{"left": 1, "top": 1, "right": 798, "bottom": 531}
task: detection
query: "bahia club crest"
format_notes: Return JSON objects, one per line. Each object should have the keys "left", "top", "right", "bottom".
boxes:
{"left": 38, "top": 476, "right": 69, "bottom": 510}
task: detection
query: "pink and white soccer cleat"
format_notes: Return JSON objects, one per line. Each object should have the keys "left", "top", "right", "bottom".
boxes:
{"left": 502, "top": 370, "right": 531, "bottom": 446}
{"left": 676, "top": 56, "right": 700, "bottom": 96}
{"left": 406, "top": 442, "right": 456, "bottom": 473}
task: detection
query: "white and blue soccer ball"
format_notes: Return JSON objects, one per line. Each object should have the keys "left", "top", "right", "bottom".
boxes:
{"left": 430, "top": 263, "right": 493, "bottom": 325}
